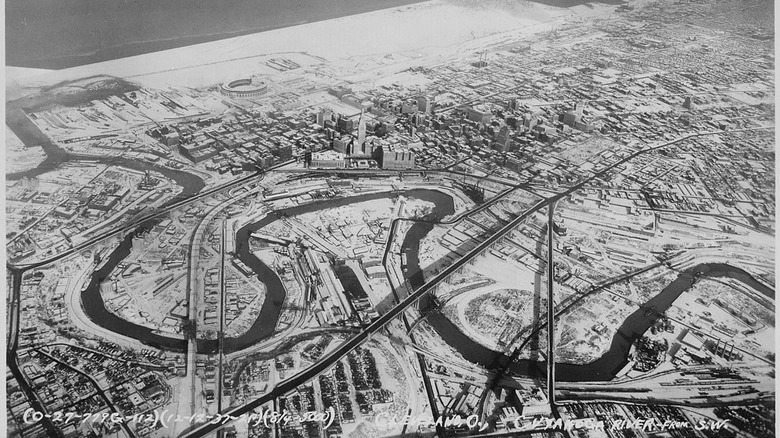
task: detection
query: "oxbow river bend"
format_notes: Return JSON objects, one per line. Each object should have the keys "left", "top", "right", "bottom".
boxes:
{"left": 81, "top": 189, "right": 453, "bottom": 352}
{"left": 81, "top": 187, "right": 772, "bottom": 381}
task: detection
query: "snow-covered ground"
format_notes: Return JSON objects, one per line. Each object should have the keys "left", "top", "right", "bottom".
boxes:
{"left": 6, "top": 0, "right": 612, "bottom": 92}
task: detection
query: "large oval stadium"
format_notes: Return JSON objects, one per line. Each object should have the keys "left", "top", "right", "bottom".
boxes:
{"left": 219, "top": 77, "right": 269, "bottom": 98}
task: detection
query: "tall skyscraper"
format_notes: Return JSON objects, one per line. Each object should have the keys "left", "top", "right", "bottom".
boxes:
{"left": 334, "top": 135, "right": 350, "bottom": 154}
{"left": 356, "top": 109, "right": 367, "bottom": 153}
{"left": 495, "top": 126, "right": 512, "bottom": 152}
{"left": 317, "top": 108, "right": 332, "bottom": 127}
{"left": 575, "top": 101, "right": 585, "bottom": 116}
{"left": 523, "top": 113, "right": 538, "bottom": 130}
{"left": 337, "top": 115, "right": 354, "bottom": 133}
{"left": 417, "top": 95, "right": 433, "bottom": 113}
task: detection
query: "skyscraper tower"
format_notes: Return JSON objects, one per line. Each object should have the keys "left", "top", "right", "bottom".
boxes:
{"left": 417, "top": 95, "right": 433, "bottom": 113}
{"left": 575, "top": 101, "right": 585, "bottom": 116}
{"left": 357, "top": 109, "right": 367, "bottom": 155}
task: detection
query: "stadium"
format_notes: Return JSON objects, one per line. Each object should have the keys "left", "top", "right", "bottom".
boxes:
{"left": 219, "top": 77, "right": 268, "bottom": 98}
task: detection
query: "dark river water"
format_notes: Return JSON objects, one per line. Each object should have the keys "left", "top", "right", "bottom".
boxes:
{"left": 81, "top": 189, "right": 453, "bottom": 353}
{"left": 414, "top": 261, "right": 772, "bottom": 382}
{"left": 79, "top": 178, "right": 772, "bottom": 379}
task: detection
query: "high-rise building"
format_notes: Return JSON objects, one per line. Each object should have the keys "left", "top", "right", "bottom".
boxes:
{"left": 379, "top": 145, "right": 416, "bottom": 170}
{"left": 333, "top": 135, "right": 350, "bottom": 154}
{"left": 574, "top": 120, "right": 595, "bottom": 133}
{"left": 522, "top": 113, "right": 538, "bottom": 130}
{"left": 400, "top": 101, "right": 417, "bottom": 114}
{"left": 337, "top": 115, "right": 354, "bottom": 133}
{"left": 417, "top": 95, "right": 433, "bottom": 113}
{"left": 357, "top": 109, "right": 366, "bottom": 150}
{"left": 495, "top": 126, "right": 512, "bottom": 152}
{"left": 317, "top": 108, "right": 333, "bottom": 127}
{"left": 562, "top": 111, "right": 580, "bottom": 127}
{"left": 506, "top": 156, "right": 524, "bottom": 172}
{"left": 275, "top": 143, "right": 293, "bottom": 161}
{"left": 467, "top": 105, "right": 492, "bottom": 124}
{"left": 369, "top": 139, "right": 383, "bottom": 157}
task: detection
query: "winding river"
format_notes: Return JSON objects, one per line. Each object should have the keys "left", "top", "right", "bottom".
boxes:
{"left": 80, "top": 188, "right": 453, "bottom": 353}
{"left": 18, "top": 78, "right": 768, "bottom": 382}
{"left": 78, "top": 178, "right": 773, "bottom": 380}
{"left": 413, "top": 260, "right": 772, "bottom": 381}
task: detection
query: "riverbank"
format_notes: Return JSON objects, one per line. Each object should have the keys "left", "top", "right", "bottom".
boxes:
{"left": 79, "top": 188, "right": 455, "bottom": 353}
{"left": 413, "top": 261, "right": 774, "bottom": 382}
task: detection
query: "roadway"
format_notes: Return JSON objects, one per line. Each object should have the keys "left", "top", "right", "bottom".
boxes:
{"left": 217, "top": 219, "right": 228, "bottom": 413}
{"left": 286, "top": 166, "right": 529, "bottom": 193}
{"left": 33, "top": 347, "right": 138, "bottom": 438}
{"left": 179, "top": 191, "right": 553, "bottom": 438}
{"left": 179, "top": 128, "right": 772, "bottom": 437}
{"left": 5, "top": 162, "right": 288, "bottom": 438}
{"left": 8, "top": 159, "right": 294, "bottom": 271}
{"left": 180, "top": 178, "right": 268, "bottom": 429}
{"left": 546, "top": 201, "right": 557, "bottom": 408}
{"left": 5, "top": 270, "right": 63, "bottom": 437}
{"left": 9, "top": 127, "right": 772, "bottom": 437}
